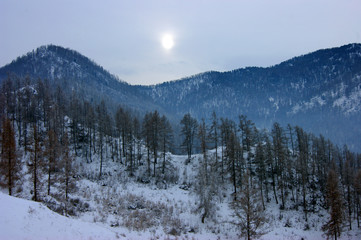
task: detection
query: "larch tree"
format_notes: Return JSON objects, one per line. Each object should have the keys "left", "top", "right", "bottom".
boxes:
{"left": 322, "top": 168, "right": 343, "bottom": 240}
{"left": 198, "top": 119, "right": 208, "bottom": 183}
{"left": 28, "top": 123, "right": 43, "bottom": 201}
{"left": 342, "top": 148, "right": 354, "bottom": 230}
{"left": 150, "top": 111, "right": 161, "bottom": 177}
{"left": 354, "top": 169, "right": 361, "bottom": 228}
{"left": 226, "top": 125, "right": 240, "bottom": 200}
{"left": 142, "top": 112, "right": 152, "bottom": 177}
{"left": 195, "top": 154, "right": 217, "bottom": 224}
{"left": 0, "top": 118, "right": 19, "bottom": 196}
{"left": 295, "top": 126, "right": 309, "bottom": 221}
{"left": 160, "top": 115, "right": 173, "bottom": 175}
{"left": 44, "top": 129, "right": 59, "bottom": 195}
{"left": 180, "top": 113, "right": 198, "bottom": 163}
{"left": 61, "top": 130, "right": 76, "bottom": 202}
{"left": 232, "top": 169, "right": 266, "bottom": 240}
{"left": 96, "top": 100, "right": 108, "bottom": 179}
{"left": 272, "top": 122, "right": 288, "bottom": 209}
{"left": 209, "top": 111, "right": 219, "bottom": 172}
{"left": 254, "top": 141, "right": 266, "bottom": 210}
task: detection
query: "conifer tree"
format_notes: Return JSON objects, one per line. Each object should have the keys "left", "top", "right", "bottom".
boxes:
{"left": 343, "top": 148, "right": 354, "bottom": 230}
{"left": 354, "top": 169, "right": 361, "bottom": 228}
{"left": 180, "top": 113, "right": 198, "bottom": 163}
{"left": 62, "top": 130, "right": 76, "bottom": 202}
{"left": 209, "top": 111, "right": 219, "bottom": 171}
{"left": 195, "top": 155, "right": 217, "bottom": 224}
{"left": 160, "top": 115, "right": 173, "bottom": 175}
{"left": 232, "top": 170, "right": 266, "bottom": 240}
{"left": 322, "top": 168, "right": 343, "bottom": 240}
{"left": 255, "top": 142, "right": 266, "bottom": 210}
{"left": 198, "top": 119, "right": 208, "bottom": 183}
{"left": 28, "top": 123, "right": 43, "bottom": 201}
{"left": 44, "top": 129, "right": 59, "bottom": 195}
{"left": 0, "top": 118, "right": 19, "bottom": 195}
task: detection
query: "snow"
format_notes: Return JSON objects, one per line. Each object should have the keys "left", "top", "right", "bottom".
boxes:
{"left": 333, "top": 85, "right": 361, "bottom": 114}
{"left": 0, "top": 192, "right": 118, "bottom": 240}
{"left": 1, "top": 148, "right": 361, "bottom": 239}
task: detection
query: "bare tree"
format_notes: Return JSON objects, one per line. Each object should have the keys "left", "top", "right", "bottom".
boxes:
{"left": 231, "top": 170, "right": 266, "bottom": 240}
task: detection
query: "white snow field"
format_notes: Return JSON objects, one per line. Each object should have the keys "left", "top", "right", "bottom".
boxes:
{"left": 0, "top": 192, "right": 118, "bottom": 240}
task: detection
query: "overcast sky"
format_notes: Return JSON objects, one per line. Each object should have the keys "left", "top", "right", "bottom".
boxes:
{"left": 1, "top": 0, "right": 360, "bottom": 85}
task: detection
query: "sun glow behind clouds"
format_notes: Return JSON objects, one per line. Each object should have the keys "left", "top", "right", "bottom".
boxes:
{"left": 161, "top": 34, "right": 174, "bottom": 50}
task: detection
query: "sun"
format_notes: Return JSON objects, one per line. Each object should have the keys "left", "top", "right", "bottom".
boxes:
{"left": 161, "top": 34, "right": 174, "bottom": 50}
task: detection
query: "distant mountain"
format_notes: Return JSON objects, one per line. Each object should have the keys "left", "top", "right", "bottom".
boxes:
{"left": 0, "top": 45, "right": 160, "bottom": 113}
{"left": 139, "top": 43, "right": 361, "bottom": 151}
{"left": 1, "top": 44, "right": 361, "bottom": 151}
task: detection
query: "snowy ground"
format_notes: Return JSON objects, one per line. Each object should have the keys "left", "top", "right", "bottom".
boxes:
{"left": 1, "top": 151, "right": 361, "bottom": 239}
{"left": 0, "top": 192, "right": 118, "bottom": 240}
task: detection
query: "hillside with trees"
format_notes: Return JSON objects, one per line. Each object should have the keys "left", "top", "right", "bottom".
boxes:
{"left": 1, "top": 76, "right": 361, "bottom": 239}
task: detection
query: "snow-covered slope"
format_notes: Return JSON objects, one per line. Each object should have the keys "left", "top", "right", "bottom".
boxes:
{"left": 1, "top": 151, "right": 361, "bottom": 239}
{"left": 0, "top": 192, "right": 118, "bottom": 240}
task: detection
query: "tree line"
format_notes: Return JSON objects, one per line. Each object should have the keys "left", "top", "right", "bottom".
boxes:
{"left": 0, "top": 76, "right": 174, "bottom": 198}
{"left": 180, "top": 111, "right": 361, "bottom": 239}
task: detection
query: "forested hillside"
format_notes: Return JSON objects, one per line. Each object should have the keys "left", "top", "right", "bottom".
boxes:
{"left": 1, "top": 44, "right": 360, "bottom": 151}
{"left": 1, "top": 77, "right": 361, "bottom": 239}
{"left": 140, "top": 43, "right": 361, "bottom": 151}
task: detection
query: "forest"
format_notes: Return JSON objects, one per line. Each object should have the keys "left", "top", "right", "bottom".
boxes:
{"left": 1, "top": 76, "right": 361, "bottom": 239}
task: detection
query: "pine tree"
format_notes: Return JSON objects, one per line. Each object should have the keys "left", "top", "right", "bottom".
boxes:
{"left": 322, "top": 169, "right": 343, "bottom": 240}
{"left": 0, "top": 118, "right": 19, "bottom": 195}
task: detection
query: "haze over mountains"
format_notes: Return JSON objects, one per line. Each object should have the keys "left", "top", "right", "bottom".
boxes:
{"left": 1, "top": 43, "right": 360, "bottom": 151}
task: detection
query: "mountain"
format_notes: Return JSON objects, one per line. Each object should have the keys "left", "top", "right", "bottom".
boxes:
{"left": 0, "top": 45, "right": 160, "bottom": 113}
{"left": 1, "top": 44, "right": 361, "bottom": 151}
{"left": 139, "top": 43, "right": 361, "bottom": 151}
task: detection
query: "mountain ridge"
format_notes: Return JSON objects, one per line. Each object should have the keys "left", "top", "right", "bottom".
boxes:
{"left": 1, "top": 43, "right": 361, "bottom": 150}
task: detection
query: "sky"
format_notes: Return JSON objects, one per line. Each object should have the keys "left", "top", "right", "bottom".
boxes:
{"left": 1, "top": 0, "right": 361, "bottom": 85}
